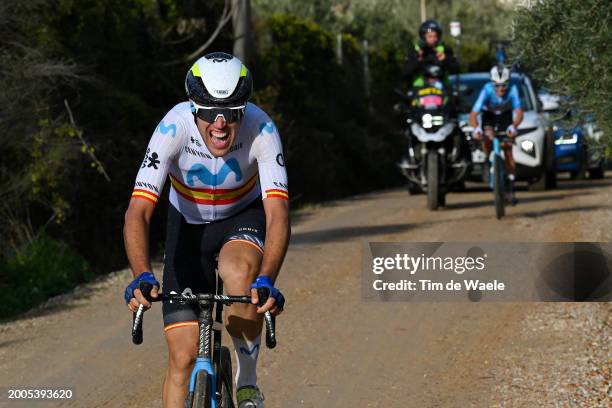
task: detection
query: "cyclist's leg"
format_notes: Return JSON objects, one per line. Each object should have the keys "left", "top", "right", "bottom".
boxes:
{"left": 482, "top": 127, "right": 494, "bottom": 156}
{"left": 216, "top": 200, "right": 266, "bottom": 392}
{"left": 503, "top": 141, "right": 516, "bottom": 176}
{"left": 218, "top": 242, "right": 263, "bottom": 338}
{"left": 480, "top": 111, "right": 495, "bottom": 157}
{"left": 164, "top": 327, "right": 198, "bottom": 408}
{"left": 161, "top": 204, "right": 209, "bottom": 408}
{"left": 503, "top": 141, "right": 518, "bottom": 204}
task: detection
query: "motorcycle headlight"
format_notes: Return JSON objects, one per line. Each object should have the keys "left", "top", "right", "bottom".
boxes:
{"left": 554, "top": 133, "right": 579, "bottom": 145}
{"left": 520, "top": 140, "right": 536, "bottom": 156}
{"left": 410, "top": 123, "right": 427, "bottom": 139}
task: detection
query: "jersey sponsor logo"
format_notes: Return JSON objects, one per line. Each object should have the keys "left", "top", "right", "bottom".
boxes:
{"left": 190, "top": 136, "right": 202, "bottom": 147}
{"left": 186, "top": 158, "right": 242, "bottom": 186}
{"left": 184, "top": 145, "right": 213, "bottom": 159}
{"left": 140, "top": 147, "right": 151, "bottom": 169}
{"left": 170, "top": 173, "right": 258, "bottom": 205}
{"left": 238, "top": 227, "right": 259, "bottom": 234}
{"left": 273, "top": 181, "right": 288, "bottom": 190}
{"left": 135, "top": 181, "right": 159, "bottom": 193}
{"left": 147, "top": 152, "right": 160, "bottom": 169}
{"left": 259, "top": 122, "right": 276, "bottom": 134}
{"left": 158, "top": 120, "right": 177, "bottom": 138}
{"left": 276, "top": 153, "right": 285, "bottom": 167}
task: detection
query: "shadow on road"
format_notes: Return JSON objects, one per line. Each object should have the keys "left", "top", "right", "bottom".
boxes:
{"left": 554, "top": 178, "right": 612, "bottom": 191}
{"left": 291, "top": 223, "right": 429, "bottom": 245}
{"left": 509, "top": 204, "right": 612, "bottom": 219}
{"left": 445, "top": 191, "right": 593, "bottom": 210}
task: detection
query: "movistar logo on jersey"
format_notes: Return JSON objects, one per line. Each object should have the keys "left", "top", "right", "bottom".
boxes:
{"left": 259, "top": 122, "right": 276, "bottom": 134}
{"left": 186, "top": 158, "right": 242, "bottom": 186}
{"left": 158, "top": 120, "right": 177, "bottom": 138}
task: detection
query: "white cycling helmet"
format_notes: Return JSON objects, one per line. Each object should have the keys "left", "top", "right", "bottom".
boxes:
{"left": 490, "top": 65, "right": 510, "bottom": 86}
{"left": 185, "top": 52, "right": 252, "bottom": 107}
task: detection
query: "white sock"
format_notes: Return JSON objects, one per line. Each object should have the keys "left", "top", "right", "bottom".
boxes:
{"left": 231, "top": 335, "right": 260, "bottom": 389}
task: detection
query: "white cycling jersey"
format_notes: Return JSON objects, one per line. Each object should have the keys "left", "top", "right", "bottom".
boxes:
{"left": 131, "top": 102, "right": 288, "bottom": 223}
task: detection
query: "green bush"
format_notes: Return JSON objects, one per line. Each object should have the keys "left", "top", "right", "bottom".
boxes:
{"left": 0, "top": 235, "right": 92, "bottom": 319}
{"left": 512, "top": 0, "right": 611, "bottom": 149}
{"left": 253, "top": 13, "right": 404, "bottom": 203}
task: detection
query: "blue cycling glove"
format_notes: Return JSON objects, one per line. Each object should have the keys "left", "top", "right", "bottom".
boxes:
{"left": 124, "top": 272, "right": 159, "bottom": 304}
{"left": 250, "top": 276, "right": 285, "bottom": 310}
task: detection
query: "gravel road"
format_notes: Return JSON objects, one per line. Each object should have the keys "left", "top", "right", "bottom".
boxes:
{"left": 1, "top": 175, "right": 611, "bottom": 407}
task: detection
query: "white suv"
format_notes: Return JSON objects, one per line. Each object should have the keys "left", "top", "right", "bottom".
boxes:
{"left": 450, "top": 72, "right": 557, "bottom": 190}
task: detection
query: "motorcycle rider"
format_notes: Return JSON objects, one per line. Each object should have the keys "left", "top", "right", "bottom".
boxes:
{"left": 404, "top": 19, "right": 460, "bottom": 88}
{"left": 469, "top": 64, "right": 523, "bottom": 205}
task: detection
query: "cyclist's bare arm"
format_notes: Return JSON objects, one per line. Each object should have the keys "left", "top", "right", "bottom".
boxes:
{"left": 124, "top": 198, "right": 159, "bottom": 311}
{"left": 253, "top": 197, "right": 290, "bottom": 314}
{"left": 512, "top": 108, "right": 524, "bottom": 130}
{"left": 469, "top": 111, "right": 480, "bottom": 129}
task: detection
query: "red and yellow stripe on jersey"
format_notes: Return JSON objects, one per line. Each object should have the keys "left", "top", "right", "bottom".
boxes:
{"left": 265, "top": 188, "right": 289, "bottom": 200}
{"left": 169, "top": 173, "right": 258, "bottom": 205}
{"left": 132, "top": 189, "right": 159, "bottom": 204}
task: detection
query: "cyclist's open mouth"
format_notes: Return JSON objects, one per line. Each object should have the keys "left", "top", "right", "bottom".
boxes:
{"left": 209, "top": 130, "right": 231, "bottom": 149}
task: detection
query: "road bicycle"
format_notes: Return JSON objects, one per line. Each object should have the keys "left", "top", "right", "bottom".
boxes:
{"left": 131, "top": 264, "right": 277, "bottom": 408}
{"left": 488, "top": 128, "right": 516, "bottom": 219}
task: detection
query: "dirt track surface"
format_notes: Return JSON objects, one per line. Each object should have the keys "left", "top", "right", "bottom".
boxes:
{"left": 1, "top": 175, "right": 611, "bottom": 407}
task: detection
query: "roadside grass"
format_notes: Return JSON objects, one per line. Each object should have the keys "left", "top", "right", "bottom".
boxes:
{"left": 0, "top": 235, "right": 92, "bottom": 320}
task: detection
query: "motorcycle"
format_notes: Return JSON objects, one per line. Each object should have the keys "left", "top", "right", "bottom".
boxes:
{"left": 395, "top": 75, "right": 470, "bottom": 210}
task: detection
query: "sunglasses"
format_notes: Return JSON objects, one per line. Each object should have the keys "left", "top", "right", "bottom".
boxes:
{"left": 191, "top": 102, "right": 245, "bottom": 124}
{"left": 494, "top": 84, "right": 508, "bottom": 89}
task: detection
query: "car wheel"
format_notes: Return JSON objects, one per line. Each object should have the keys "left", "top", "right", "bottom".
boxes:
{"left": 589, "top": 162, "right": 605, "bottom": 179}
{"left": 544, "top": 131, "right": 557, "bottom": 189}
{"left": 570, "top": 149, "right": 587, "bottom": 180}
{"left": 407, "top": 181, "right": 423, "bottom": 195}
{"left": 528, "top": 173, "right": 546, "bottom": 191}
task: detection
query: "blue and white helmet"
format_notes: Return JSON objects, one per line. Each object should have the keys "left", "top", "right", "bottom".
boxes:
{"left": 490, "top": 65, "right": 510, "bottom": 86}
{"left": 185, "top": 52, "right": 253, "bottom": 107}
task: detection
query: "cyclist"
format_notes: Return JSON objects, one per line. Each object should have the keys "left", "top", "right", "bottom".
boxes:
{"left": 404, "top": 19, "right": 459, "bottom": 88}
{"left": 123, "top": 52, "right": 289, "bottom": 408}
{"left": 469, "top": 64, "right": 524, "bottom": 204}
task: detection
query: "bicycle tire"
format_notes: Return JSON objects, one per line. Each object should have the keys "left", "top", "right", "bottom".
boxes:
{"left": 427, "top": 150, "right": 439, "bottom": 211}
{"left": 217, "top": 346, "right": 235, "bottom": 408}
{"left": 494, "top": 156, "right": 505, "bottom": 219}
{"left": 192, "top": 370, "right": 212, "bottom": 408}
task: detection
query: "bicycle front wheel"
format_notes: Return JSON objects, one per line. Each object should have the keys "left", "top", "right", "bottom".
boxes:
{"left": 190, "top": 370, "right": 212, "bottom": 408}
{"left": 217, "top": 346, "right": 235, "bottom": 408}
{"left": 493, "top": 156, "right": 505, "bottom": 219}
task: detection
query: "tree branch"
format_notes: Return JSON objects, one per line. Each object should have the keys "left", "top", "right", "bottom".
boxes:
{"left": 63, "top": 99, "right": 111, "bottom": 182}
{"left": 162, "top": 0, "right": 233, "bottom": 66}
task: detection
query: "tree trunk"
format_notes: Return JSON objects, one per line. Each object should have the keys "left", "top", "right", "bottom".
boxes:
{"left": 232, "top": 0, "right": 252, "bottom": 64}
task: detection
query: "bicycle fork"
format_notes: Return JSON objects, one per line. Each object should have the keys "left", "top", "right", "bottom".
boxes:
{"left": 489, "top": 138, "right": 504, "bottom": 191}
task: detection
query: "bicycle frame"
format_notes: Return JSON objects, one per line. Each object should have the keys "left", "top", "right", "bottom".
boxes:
{"left": 490, "top": 135, "right": 505, "bottom": 190}
{"left": 131, "top": 266, "right": 277, "bottom": 408}
{"left": 188, "top": 296, "right": 219, "bottom": 407}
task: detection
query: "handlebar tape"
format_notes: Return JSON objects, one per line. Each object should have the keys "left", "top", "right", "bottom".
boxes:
{"left": 131, "top": 282, "right": 153, "bottom": 345}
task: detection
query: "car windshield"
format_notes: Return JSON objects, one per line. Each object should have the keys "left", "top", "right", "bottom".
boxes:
{"left": 449, "top": 75, "right": 534, "bottom": 113}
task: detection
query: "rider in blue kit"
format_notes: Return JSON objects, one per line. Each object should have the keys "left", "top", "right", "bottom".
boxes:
{"left": 469, "top": 65, "right": 524, "bottom": 204}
